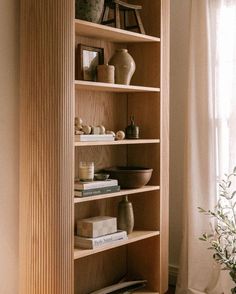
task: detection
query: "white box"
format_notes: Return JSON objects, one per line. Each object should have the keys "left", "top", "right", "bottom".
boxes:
{"left": 77, "top": 216, "right": 117, "bottom": 238}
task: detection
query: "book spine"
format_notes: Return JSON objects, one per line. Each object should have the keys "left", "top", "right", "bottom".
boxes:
{"left": 75, "top": 231, "right": 127, "bottom": 249}
{"left": 74, "top": 179, "right": 118, "bottom": 190}
{"left": 74, "top": 185, "right": 120, "bottom": 197}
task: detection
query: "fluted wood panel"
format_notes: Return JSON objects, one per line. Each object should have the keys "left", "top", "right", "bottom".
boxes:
{"left": 19, "top": 1, "right": 74, "bottom": 294}
{"left": 160, "top": 0, "right": 170, "bottom": 293}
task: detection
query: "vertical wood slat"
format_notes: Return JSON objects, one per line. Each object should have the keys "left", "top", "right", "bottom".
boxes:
{"left": 160, "top": 0, "right": 170, "bottom": 293}
{"left": 19, "top": 1, "right": 74, "bottom": 293}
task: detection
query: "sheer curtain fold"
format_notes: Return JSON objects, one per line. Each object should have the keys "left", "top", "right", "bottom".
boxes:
{"left": 176, "top": 0, "right": 236, "bottom": 293}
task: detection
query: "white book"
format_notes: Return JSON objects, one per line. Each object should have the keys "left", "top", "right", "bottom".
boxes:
{"left": 74, "top": 230, "right": 127, "bottom": 249}
{"left": 74, "top": 179, "right": 118, "bottom": 190}
{"left": 75, "top": 134, "right": 115, "bottom": 142}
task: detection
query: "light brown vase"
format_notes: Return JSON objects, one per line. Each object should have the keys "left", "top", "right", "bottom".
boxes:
{"left": 117, "top": 196, "right": 134, "bottom": 234}
{"left": 109, "top": 49, "right": 136, "bottom": 85}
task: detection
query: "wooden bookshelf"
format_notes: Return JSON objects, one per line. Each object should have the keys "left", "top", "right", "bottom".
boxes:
{"left": 73, "top": 1, "right": 170, "bottom": 294}
{"left": 19, "top": 1, "right": 169, "bottom": 294}
{"left": 74, "top": 231, "right": 160, "bottom": 259}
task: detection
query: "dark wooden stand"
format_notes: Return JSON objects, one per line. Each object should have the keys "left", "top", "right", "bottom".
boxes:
{"left": 101, "top": 0, "right": 146, "bottom": 34}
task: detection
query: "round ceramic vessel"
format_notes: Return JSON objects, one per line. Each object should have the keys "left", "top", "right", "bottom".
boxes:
{"left": 104, "top": 166, "right": 153, "bottom": 189}
{"left": 75, "top": 0, "right": 105, "bottom": 23}
{"left": 109, "top": 49, "right": 136, "bottom": 85}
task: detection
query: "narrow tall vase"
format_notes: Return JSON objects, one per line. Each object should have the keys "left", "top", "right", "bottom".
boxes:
{"left": 117, "top": 196, "right": 134, "bottom": 234}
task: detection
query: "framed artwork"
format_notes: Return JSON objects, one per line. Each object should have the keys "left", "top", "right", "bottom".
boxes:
{"left": 76, "top": 44, "right": 104, "bottom": 81}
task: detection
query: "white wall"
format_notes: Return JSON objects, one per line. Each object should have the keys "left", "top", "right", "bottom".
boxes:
{"left": 169, "top": 0, "right": 191, "bottom": 282}
{"left": 0, "top": 0, "right": 19, "bottom": 293}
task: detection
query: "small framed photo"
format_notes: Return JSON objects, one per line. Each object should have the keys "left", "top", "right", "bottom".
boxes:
{"left": 76, "top": 44, "right": 104, "bottom": 81}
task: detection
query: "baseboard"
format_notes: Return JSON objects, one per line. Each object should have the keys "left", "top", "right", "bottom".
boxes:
{"left": 169, "top": 264, "right": 179, "bottom": 286}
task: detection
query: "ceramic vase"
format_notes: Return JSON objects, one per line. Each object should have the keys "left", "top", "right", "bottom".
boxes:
{"left": 75, "top": 0, "right": 105, "bottom": 23}
{"left": 117, "top": 196, "right": 134, "bottom": 234}
{"left": 109, "top": 49, "right": 136, "bottom": 85}
{"left": 97, "top": 64, "right": 115, "bottom": 83}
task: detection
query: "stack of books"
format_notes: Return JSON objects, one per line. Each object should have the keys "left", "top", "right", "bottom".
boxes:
{"left": 74, "top": 216, "right": 127, "bottom": 249}
{"left": 74, "top": 179, "right": 120, "bottom": 197}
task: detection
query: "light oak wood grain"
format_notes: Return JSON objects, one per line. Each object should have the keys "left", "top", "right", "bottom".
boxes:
{"left": 19, "top": 0, "right": 74, "bottom": 294}
{"left": 75, "top": 19, "right": 160, "bottom": 43}
{"left": 74, "top": 248, "right": 126, "bottom": 294}
{"left": 74, "top": 231, "right": 160, "bottom": 259}
{"left": 74, "top": 139, "right": 160, "bottom": 147}
{"left": 74, "top": 185, "right": 160, "bottom": 203}
{"left": 75, "top": 80, "right": 160, "bottom": 92}
{"left": 159, "top": 0, "right": 170, "bottom": 292}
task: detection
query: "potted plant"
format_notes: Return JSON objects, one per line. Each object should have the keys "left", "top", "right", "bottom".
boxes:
{"left": 199, "top": 168, "right": 236, "bottom": 294}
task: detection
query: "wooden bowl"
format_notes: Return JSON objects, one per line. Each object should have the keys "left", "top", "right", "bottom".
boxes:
{"left": 104, "top": 167, "right": 153, "bottom": 189}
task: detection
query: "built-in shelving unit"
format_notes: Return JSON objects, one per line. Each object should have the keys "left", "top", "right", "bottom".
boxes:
{"left": 73, "top": 1, "right": 169, "bottom": 294}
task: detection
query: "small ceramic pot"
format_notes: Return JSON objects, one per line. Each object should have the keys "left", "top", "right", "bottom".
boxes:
{"left": 75, "top": 0, "right": 105, "bottom": 23}
{"left": 97, "top": 64, "right": 115, "bottom": 83}
{"left": 109, "top": 49, "right": 136, "bottom": 85}
{"left": 117, "top": 196, "right": 134, "bottom": 234}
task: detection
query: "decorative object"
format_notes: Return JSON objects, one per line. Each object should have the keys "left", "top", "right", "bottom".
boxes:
{"left": 115, "top": 130, "right": 125, "bottom": 140}
{"left": 104, "top": 166, "right": 153, "bottom": 189}
{"left": 77, "top": 216, "right": 117, "bottom": 238}
{"left": 76, "top": 44, "right": 104, "bottom": 81}
{"left": 79, "top": 161, "right": 94, "bottom": 181}
{"left": 75, "top": 0, "right": 105, "bottom": 23}
{"left": 125, "top": 116, "right": 139, "bottom": 139}
{"left": 97, "top": 64, "right": 115, "bottom": 83}
{"left": 117, "top": 196, "right": 134, "bottom": 234}
{"left": 94, "top": 173, "right": 110, "bottom": 181}
{"left": 97, "top": 125, "right": 106, "bottom": 134}
{"left": 101, "top": 0, "right": 145, "bottom": 34}
{"left": 82, "top": 125, "right": 92, "bottom": 134}
{"left": 199, "top": 168, "right": 236, "bottom": 294}
{"left": 106, "top": 131, "right": 116, "bottom": 137}
{"left": 109, "top": 49, "right": 136, "bottom": 85}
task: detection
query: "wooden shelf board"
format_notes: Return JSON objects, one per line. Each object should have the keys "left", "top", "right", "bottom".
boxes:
{"left": 135, "top": 291, "right": 159, "bottom": 294}
{"left": 74, "top": 185, "right": 160, "bottom": 203}
{"left": 135, "top": 290, "right": 159, "bottom": 294}
{"left": 74, "top": 139, "right": 160, "bottom": 147}
{"left": 74, "top": 80, "right": 160, "bottom": 93}
{"left": 74, "top": 230, "right": 160, "bottom": 259}
{"left": 74, "top": 19, "right": 160, "bottom": 43}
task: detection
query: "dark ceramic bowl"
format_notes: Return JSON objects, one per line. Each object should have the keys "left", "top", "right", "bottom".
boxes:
{"left": 94, "top": 173, "right": 110, "bottom": 181}
{"left": 104, "top": 167, "right": 153, "bottom": 189}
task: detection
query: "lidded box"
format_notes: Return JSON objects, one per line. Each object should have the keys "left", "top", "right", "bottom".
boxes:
{"left": 77, "top": 216, "right": 117, "bottom": 238}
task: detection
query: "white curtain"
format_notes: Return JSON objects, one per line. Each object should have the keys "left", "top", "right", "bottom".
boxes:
{"left": 176, "top": 0, "right": 236, "bottom": 293}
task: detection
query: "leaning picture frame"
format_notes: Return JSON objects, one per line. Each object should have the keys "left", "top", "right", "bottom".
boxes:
{"left": 76, "top": 44, "right": 104, "bottom": 81}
